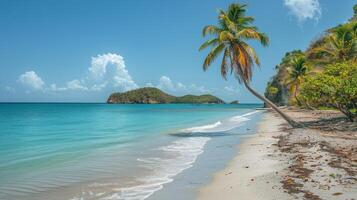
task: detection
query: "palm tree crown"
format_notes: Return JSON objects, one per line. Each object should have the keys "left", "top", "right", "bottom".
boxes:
{"left": 286, "top": 56, "right": 309, "bottom": 106}
{"left": 288, "top": 56, "right": 308, "bottom": 84}
{"left": 199, "top": 3, "right": 269, "bottom": 83}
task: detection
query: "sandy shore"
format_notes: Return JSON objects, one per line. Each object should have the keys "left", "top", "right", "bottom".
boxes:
{"left": 198, "top": 109, "right": 357, "bottom": 200}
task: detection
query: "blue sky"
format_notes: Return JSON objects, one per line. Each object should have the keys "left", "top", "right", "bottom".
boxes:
{"left": 0, "top": 0, "right": 355, "bottom": 102}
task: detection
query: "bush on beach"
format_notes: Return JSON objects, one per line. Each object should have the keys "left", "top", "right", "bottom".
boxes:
{"left": 299, "top": 62, "right": 357, "bottom": 121}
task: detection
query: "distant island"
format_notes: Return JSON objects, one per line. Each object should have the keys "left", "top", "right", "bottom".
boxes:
{"left": 230, "top": 100, "right": 240, "bottom": 104}
{"left": 107, "top": 87, "right": 226, "bottom": 104}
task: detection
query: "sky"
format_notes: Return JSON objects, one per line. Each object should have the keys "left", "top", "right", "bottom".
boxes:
{"left": 0, "top": 0, "right": 355, "bottom": 103}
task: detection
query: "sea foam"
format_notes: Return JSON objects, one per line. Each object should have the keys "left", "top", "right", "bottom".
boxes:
{"left": 103, "top": 137, "right": 210, "bottom": 200}
{"left": 181, "top": 110, "right": 260, "bottom": 133}
{"left": 72, "top": 110, "right": 260, "bottom": 200}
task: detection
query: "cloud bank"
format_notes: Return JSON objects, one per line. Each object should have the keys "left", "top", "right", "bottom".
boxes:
{"left": 18, "top": 71, "right": 45, "bottom": 91}
{"left": 224, "top": 85, "right": 239, "bottom": 94}
{"left": 89, "top": 53, "right": 138, "bottom": 91}
{"left": 17, "top": 53, "right": 138, "bottom": 93}
{"left": 12, "top": 53, "right": 238, "bottom": 101}
{"left": 284, "top": 0, "right": 321, "bottom": 22}
{"left": 155, "top": 75, "right": 209, "bottom": 94}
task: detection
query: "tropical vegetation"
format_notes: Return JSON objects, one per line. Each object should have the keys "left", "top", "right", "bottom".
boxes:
{"left": 299, "top": 62, "right": 357, "bottom": 121}
{"left": 265, "top": 4, "right": 357, "bottom": 121}
{"left": 107, "top": 87, "right": 225, "bottom": 104}
{"left": 199, "top": 3, "right": 301, "bottom": 127}
{"left": 286, "top": 55, "right": 309, "bottom": 106}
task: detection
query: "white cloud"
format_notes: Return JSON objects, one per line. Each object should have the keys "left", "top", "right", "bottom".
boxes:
{"left": 284, "top": 0, "right": 321, "bottom": 22}
{"left": 49, "top": 81, "right": 105, "bottom": 92}
{"left": 187, "top": 84, "right": 209, "bottom": 93}
{"left": 89, "top": 53, "right": 138, "bottom": 91}
{"left": 90, "top": 82, "right": 108, "bottom": 91}
{"left": 156, "top": 75, "right": 209, "bottom": 94}
{"left": 145, "top": 82, "right": 154, "bottom": 87}
{"left": 15, "top": 55, "right": 211, "bottom": 99}
{"left": 43, "top": 53, "right": 138, "bottom": 93}
{"left": 224, "top": 85, "right": 239, "bottom": 95}
{"left": 49, "top": 84, "right": 67, "bottom": 91}
{"left": 224, "top": 86, "right": 234, "bottom": 92}
{"left": 18, "top": 71, "right": 45, "bottom": 90}
{"left": 177, "top": 82, "right": 185, "bottom": 89}
{"left": 157, "top": 76, "right": 175, "bottom": 91}
{"left": 4, "top": 86, "right": 15, "bottom": 93}
{"left": 66, "top": 79, "right": 88, "bottom": 90}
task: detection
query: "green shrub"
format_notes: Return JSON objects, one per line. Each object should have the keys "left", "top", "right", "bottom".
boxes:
{"left": 299, "top": 62, "right": 357, "bottom": 121}
{"left": 267, "top": 86, "right": 279, "bottom": 95}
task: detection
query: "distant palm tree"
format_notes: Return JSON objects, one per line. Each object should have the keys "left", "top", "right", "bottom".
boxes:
{"left": 286, "top": 56, "right": 308, "bottom": 106}
{"left": 311, "top": 24, "right": 357, "bottom": 63}
{"left": 199, "top": 3, "right": 301, "bottom": 127}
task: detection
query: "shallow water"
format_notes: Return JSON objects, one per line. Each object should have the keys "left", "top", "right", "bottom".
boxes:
{"left": 0, "top": 103, "right": 262, "bottom": 200}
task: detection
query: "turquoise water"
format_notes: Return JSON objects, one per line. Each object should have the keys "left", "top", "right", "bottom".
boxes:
{"left": 0, "top": 103, "right": 262, "bottom": 200}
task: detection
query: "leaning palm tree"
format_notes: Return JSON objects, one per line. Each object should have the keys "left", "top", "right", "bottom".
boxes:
{"left": 286, "top": 56, "right": 308, "bottom": 106}
{"left": 199, "top": 3, "right": 301, "bottom": 127}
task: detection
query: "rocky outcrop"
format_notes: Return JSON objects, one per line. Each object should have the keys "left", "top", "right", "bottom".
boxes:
{"left": 230, "top": 100, "right": 240, "bottom": 104}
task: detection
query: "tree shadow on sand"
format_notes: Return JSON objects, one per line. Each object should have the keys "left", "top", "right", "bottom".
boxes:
{"left": 301, "top": 116, "right": 357, "bottom": 131}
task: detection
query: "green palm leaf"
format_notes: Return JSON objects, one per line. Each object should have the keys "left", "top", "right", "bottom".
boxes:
{"left": 199, "top": 3, "right": 269, "bottom": 83}
{"left": 199, "top": 38, "right": 219, "bottom": 51}
{"left": 203, "top": 44, "right": 225, "bottom": 71}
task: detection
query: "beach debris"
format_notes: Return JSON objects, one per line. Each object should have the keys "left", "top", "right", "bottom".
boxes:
{"left": 274, "top": 109, "right": 357, "bottom": 200}
{"left": 332, "top": 192, "right": 342, "bottom": 196}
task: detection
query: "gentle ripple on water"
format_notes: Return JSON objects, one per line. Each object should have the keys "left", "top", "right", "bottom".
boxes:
{"left": 0, "top": 103, "right": 262, "bottom": 200}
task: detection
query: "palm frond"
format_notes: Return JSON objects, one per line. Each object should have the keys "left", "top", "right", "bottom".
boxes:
{"left": 219, "top": 14, "right": 238, "bottom": 34}
{"left": 238, "top": 16, "right": 254, "bottom": 27}
{"left": 232, "top": 43, "right": 253, "bottom": 82}
{"left": 227, "top": 3, "right": 248, "bottom": 23}
{"left": 199, "top": 3, "right": 269, "bottom": 83}
{"left": 202, "top": 25, "right": 221, "bottom": 36}
{"left": 199, "top": 38, "right": 219, "bottom": 51}
{"left": 241, "top": 42, "right": 260, "bottom": 66}
{"left": 219, "top": 31, "right": 234, "bottom": 42}
{"left": 221, "top": 48, "right": 230, "bottom": 79}
{"left": 203, "top": 44, "right": 225, "bottom": 71}
{"left": 237, "top": 28, "right": 269, "bottom": 46}
{"left": 310, "top": 46, "right": 337, "bottom": 58}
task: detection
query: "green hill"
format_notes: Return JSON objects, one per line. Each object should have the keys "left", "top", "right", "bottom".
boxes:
{"left": 265, "top": 4, "right": 357, "bottom": 107}
{"left": 107, "top": 87, "right": 225, "bottom": 104}
{"left": 173, "top": 94, "right": 224, "bottom": 104}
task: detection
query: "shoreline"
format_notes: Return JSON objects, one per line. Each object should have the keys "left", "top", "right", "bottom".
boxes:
{"left": 148, "top": 110, "right": 264, "bottom": 200}
{"left": 198, "top": 109, "right": 357, "bottom": 200}
{"left": 198, "top": 111, "right": 292, "bottom": 200}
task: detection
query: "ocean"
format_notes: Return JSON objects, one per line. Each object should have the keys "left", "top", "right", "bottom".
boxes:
{"left": 0, "top": 103, "right": 263, "bottom": 200}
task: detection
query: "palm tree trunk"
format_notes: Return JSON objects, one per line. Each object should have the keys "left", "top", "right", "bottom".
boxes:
{"left": 294, "top": 84, "right": 302, "bottom": 106}
{"left": 243, "top": 80, "right": 303, "bottom": 128}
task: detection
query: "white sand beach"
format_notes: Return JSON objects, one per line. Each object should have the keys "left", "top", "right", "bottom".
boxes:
{"left": 198, "top": 109, "right": 357, "bottom": 200}
{"left": 198, "top": 111, "right": 293, "bottom": 200}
